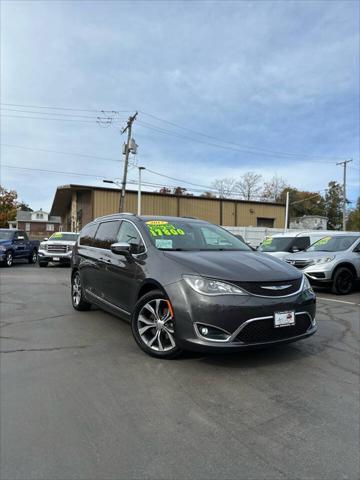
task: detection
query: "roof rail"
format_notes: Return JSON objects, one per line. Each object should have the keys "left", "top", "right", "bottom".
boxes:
{"left": 94, "top": 212, "right": 136, "bottom": 222}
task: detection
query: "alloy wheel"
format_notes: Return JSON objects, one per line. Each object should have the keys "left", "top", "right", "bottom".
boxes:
{"left": 6, "top": 252, "right": 13, "bottom": 267}
{"left": 72, "top": 273, "right": 82, "bottom": 307}
{"left": 137, "top": 299, "right": 176, "bottom": 352}
{"left": 337, "top": 271, "right": 352, "bottom": 294}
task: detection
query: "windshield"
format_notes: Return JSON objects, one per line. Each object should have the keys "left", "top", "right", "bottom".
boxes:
{"left": 258, "top": 237, "right": 294, "bottom": 252}
{"left": 144, "top": 220, "right": 251, "bottom": 251}
{"left": 0, "top": 230, "right": 13, "bottom": 240}
{"left": 49, "top": 233, "right": 78, "bottom": 242}
{"left": 307, "top": 235, "right": 359, "bottom": 252}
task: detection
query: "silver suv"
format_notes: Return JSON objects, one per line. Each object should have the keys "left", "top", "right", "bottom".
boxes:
{"left": 285, "top": 233, "right": 360, "bottom": 295}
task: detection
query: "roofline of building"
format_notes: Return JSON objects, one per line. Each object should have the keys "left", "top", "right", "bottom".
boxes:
{"left": 52, "top": 184, "right": 286, "bottom": 207}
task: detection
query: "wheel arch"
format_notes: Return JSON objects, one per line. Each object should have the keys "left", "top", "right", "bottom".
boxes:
{"left": 332, "top": 262, "right": 357, "bottom": 280}
{"left": 137, "top": 279, "right": 168, "bottom": 300}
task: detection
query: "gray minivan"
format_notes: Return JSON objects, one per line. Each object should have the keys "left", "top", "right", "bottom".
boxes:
{"left": 71, "top": 214, "right": 316, "bottom": 358}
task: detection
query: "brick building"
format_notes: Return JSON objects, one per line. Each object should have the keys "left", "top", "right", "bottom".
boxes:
{"left": 9, "top": 209, "right": 61, "bottom": 240}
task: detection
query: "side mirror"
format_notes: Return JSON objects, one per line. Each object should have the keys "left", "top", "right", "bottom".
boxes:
{"left": 17, "top": 236, "right": 25, "bottom": 241}
{"left": 110, "top": 242, "right": 131, "bottom": 256}
{"left": 44, "top": 237, "right": 48, "bottom": 241}
{"left": 291, "top": 247, "right": 300, "bottom": 253}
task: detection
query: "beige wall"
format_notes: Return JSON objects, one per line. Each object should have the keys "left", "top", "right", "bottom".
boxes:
{"left": 90, "top": 190, "right": 285, "bottom": 227}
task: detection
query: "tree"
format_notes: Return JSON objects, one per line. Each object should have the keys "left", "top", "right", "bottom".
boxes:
{"left": 0, "top": 186, "right": 18, "bottom": 227}
{"left": 278, "top": 187, "right": 325, "bottom": 219}
{"left": 18, "top": 202, "right": 33, "bottom": 212}
{"left": 173, "top": 186, "right": 187, "bottom": 196}
{"left": 236, "top": 172, "right": 263, "bottom": 200}
{"left": 261, "top": 175, "right": 288, "bottom": 202}
{"left": 346, "top": 197, "right": 360, "bottom": 231}
{"left": 211, "top": 178, "right": 237, "bottom": 198}
{"left": 200, "top": 191, "right": 216, "bottom": 198}
{"left": 324, "top": 181, "right": 344, "bottom": 230}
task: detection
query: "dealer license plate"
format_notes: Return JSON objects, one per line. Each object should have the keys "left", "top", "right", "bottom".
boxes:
{"left": 274, "top": 311, "right": 295, "bottom": 328}
{"left": 52, "top": 257, "right": 60, "bottom": 262}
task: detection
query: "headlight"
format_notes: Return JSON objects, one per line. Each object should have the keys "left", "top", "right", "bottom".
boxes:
{"left": 0, "top": 245, "right": 6, "bottom": 252}
{"left": 40, "top": 242, "right": 47, "bottom": 249}
{"left": 302, "top": 275, "right": 314, "bottom": 293}
{"left": 183, "top": 275, "right": 247, "bottom": 296}
{"left": 313, "top": 256, "right": 335, "bottom": 265}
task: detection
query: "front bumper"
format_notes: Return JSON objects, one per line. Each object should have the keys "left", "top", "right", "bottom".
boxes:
{"left": 38, "top": 250, "right": 72, "bottom": 263}
{"left": 302, "top": 263, "right": 334, "bottom": 283}
{"left": 165, "top": 280, "right": 317, "bottom": 352}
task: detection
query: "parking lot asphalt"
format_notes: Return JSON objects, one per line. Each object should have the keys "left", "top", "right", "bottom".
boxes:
{"left": 0, "top": 263, "right": 359, "bottom": 480}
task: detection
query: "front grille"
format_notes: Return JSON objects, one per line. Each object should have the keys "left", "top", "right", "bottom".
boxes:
{"left": 234, "top": 278, "right": 302, "bottom": 297}
{"left": 285, "top": 259, "right": 312, "bottom": 270}
{"left": 235, "top": 314, "right": 312, "bottom": 344}
{"left": 47, "top": 244, "right": 68, "bottom": 253}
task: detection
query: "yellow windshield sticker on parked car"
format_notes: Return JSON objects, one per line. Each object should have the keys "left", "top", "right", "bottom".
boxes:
{"left": 146, "top": 221, "right": 169, "bottom": 225}
{"left": 262, "top": 237, "right": 273, "bottom": 246}
{"left": 315, "top": 236, "right": 332, "bottom": 246}
{"left": 146, "top": 223, "right": 185, "bottom": 237}
{"left": 53, "top": 232, "right": 63, "bottom": 238}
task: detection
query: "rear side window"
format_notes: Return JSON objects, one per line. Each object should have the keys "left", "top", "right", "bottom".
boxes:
{"left": 292, "top": 237, "right": 310, "bottom": 251}
{"left": 93, "top": 221, "right": 120, "bottom": 249}
{"left": 79, "top": 223, "right": 98, "bottom": 246}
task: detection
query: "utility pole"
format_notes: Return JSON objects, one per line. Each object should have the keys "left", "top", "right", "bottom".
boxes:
{"left": 137, "top": 167, "right": 145, "bottom": 215}
{"left": 119, "top": 112, "right": 138, "bottom": 212}
{"left": 336, "top": 159, "right": 352, "bottom": 231}
{"left": 284, "top": 191, "right": 290, "bottom": 233}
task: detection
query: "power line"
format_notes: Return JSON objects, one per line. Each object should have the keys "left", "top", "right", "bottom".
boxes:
{"left": 1, "top": 102, "right": 349, "bottom": 162}
{"left": 0, "top": 143, "right": 132, "bottom": 164}
{"left": 0, "top": 102, "right": 132, "bottom": 113}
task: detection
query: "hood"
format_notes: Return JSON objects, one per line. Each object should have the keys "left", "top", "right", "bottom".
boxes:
{"left": 264, "top": 251, "right": 289, "bottom": 260}
{"left": 285, "top": 251, "right": 337, "bottom": 261}
{"left": 163, "top": 250, "right": 302, "bottom": 282}
{"left": 44, "top": 240, "right": 76, "bottom": 246}
{"left": 0, "top": 239, "right": 11, "bottom": 245}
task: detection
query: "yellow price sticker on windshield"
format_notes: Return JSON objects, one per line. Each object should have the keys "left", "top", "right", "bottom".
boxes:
{"left": 146, "top": 221, "right": 169, "bottom": 226}
{"left": 147, "top": 223, "right": 185, "bottom": 237}
{"left": 315, "top": 236, "right": 331, "bottom": 246}
{"left": 262, "top": 237, "right": 273, "bottom": 246}
{"left": 53, "top": 232, "right": 63, "bottom": 238}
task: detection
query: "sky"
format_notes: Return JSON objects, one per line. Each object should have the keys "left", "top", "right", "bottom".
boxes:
{"left": 1, "top": 0, "right": 359, "bottom": 212}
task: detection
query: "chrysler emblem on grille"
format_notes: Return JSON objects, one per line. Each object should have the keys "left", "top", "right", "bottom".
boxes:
{"left": 260, "top": 285, "right": 291, "bottom": 291}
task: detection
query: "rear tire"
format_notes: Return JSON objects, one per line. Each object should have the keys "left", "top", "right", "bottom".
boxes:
{"left": 71, "top": 271, "right": 91, "bottom": 311}
{"left": 28, "top": 249, "right": 38, "bottom": 264}
{"left": 332, "top": 267, "right": 354, "bottom": 295}
{"left": 131, "top": 289, "right": 182, "bottom": 359}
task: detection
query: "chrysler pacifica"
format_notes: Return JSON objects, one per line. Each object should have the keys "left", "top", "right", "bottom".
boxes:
{"left": 71, "top": 214, "right": 317, "bottom": 358}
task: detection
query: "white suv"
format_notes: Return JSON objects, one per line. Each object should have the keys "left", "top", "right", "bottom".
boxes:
{"left": 38, "top": 232, "right": 78, "bottom": 267}
{"left": 285, "top": 233, "right": 360, "bottom": 294}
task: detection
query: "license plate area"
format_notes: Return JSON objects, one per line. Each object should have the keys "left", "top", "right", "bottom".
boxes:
{"left": 274, "top": 311, "right": 295, "bottom": 328}
{"left": 52, "top": 257, "right": 60, "bottom": 261}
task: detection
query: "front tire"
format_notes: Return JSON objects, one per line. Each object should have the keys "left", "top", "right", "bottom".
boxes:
{"left": 131, "top": 290, "right": 182, "bottom": 359}
{"left": 71, "top": 271, "right": 91, "bottom": 311}
{"left": 5, "top": 251, "right": 13, "bottom": 267}
{"left": 332, "top": 267, "right": 354, "bottom": 295}
{"left": 29, "top": 249, "right": 38, "bottom": 264}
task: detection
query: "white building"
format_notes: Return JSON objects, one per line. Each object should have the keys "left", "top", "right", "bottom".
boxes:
{"left": 289, "top": 215, "right": 328, "bottom": 230}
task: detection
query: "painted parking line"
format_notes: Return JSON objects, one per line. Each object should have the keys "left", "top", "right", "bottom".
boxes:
{"left": 317, "top": 296, "right": 360, "bottom": 307}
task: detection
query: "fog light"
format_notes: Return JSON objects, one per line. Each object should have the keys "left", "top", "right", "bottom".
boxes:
{"left": 200, "top": 327, "right": 209, "bottom": 335}
{"left": 196, "top": 323, "right": 231, "bottom": 341}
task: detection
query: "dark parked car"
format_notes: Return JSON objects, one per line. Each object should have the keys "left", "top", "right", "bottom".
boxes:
{"left": 71, "top": 215, "right": 317, "bottom": 359}
{"left": 0, "top": 229, "right": 39, "bottom": 267}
